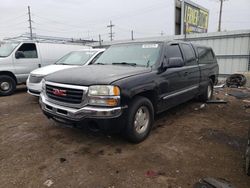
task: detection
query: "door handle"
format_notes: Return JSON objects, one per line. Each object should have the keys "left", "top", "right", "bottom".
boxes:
{"left": 184, "top": 72, "right": 189, "bottom": 76}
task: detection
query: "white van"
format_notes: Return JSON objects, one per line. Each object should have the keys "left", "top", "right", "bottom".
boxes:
{"left": 27, "top": 48, "right": 105, "bottom": 96}
{"left": 0, "top": 41, "right": 90, "bottom": 96}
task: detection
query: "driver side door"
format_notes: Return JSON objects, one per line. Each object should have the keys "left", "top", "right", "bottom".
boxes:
{"left": 13, "top": 43, "right": 40, "bottom": 83}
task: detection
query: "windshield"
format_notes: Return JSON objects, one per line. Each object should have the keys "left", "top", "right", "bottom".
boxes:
{"left": 95, "top": 43, "right": 162, "bottom": 67}
{"left": 55, "top": 51, "right": 98, "bottom": 65}
{"left": 0, "top": 42, "right": 20, "bottom": 57}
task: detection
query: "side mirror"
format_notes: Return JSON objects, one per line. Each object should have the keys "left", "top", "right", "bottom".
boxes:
{"left": 15, "top": 51, "right": 25, "bottom": 59}
{"left": 163, "top": 57, "right": 184, "bottom": 69}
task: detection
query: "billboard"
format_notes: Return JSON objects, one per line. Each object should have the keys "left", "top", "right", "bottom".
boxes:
{"left": 181, "top": 0, "right": 209, "bottom": 34}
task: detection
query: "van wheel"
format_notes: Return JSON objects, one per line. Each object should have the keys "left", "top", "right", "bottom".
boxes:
{"left": 0, "top": 75, "right": 16, "bottom": 96}
{"left": 199, "top": 79, "right": 214, "bottom": 102}
{"left": 124, "top": 96, "right": 154, "bottom": 143}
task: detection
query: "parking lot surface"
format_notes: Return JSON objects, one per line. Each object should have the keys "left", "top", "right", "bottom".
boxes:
{"left": 0, "top": 86, "right": 250, "bottom": 188}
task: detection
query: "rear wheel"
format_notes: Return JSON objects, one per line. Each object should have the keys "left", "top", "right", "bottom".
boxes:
{"left": 0, "top": 75, "right": 16, "bottom": 96}
{"left": 199, "top": 79, "right": 214, "bottom": 102}
{"left": 124, "top": 96, "right": 154, "bottom": 143}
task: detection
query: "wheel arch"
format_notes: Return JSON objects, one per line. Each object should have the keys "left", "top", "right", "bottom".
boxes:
{"left": 0, "top": 71, "right": 17, "bottom": 84}
{"left": 131, "top": 90, "right": 158, "bottom": 113}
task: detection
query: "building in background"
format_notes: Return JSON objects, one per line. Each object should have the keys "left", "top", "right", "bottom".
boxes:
{"left": 175, "top": 0, "right": 209, "bottom": 35}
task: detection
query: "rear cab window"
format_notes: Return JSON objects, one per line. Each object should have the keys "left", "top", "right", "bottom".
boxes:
{"left": 180, "top": 43, "right": 197, "bottom": 66}
{"left": 197, "top": 47, "right": 215, "bottom": 64}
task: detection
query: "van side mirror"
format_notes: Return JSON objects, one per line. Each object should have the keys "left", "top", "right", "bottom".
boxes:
{"left": 15, "top": 51, "right": 25, "bottom": 59}
{"left": 163, "top": 57, "right": 184, "bottom": 69}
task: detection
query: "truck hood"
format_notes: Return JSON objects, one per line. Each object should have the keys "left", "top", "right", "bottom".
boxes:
{"left": 45, "top": 64, "right": 152, "bottom": 86}
{"left": 31, "top": 64, "right": 78, "bottom": 76}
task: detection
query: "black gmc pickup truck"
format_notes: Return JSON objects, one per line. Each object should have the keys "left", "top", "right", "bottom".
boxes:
{"left": 39, "top": 41, "right": 219, "bottom": 143}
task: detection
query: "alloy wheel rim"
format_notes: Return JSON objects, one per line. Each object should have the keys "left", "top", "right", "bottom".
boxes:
{"left": 0, "top": 82, "right": 10, "bottom": 91}
{"left": 207, "top": 84, "right": 212, "bottom": 99}
{"left": 134, "top": 106, "right": 150, "bottom": 134}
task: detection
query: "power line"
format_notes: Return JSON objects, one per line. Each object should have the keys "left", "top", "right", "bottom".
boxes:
{"left": 107, "top": 21, "right": 115, "bottom": 41}
{"left": 0, "top": 13, "right": 26, "bottom": 24}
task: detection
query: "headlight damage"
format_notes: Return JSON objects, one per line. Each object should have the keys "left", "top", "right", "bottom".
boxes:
{"left": 88, "top": 85, "right": 120, "bottom": 107}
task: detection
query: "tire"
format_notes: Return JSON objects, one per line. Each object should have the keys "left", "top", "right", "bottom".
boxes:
{"left": 199, "top": 79, "right": 214, "bottom": 102}
{"left": 0, "top": 75, "right": 16, "bottom": 96}
{"left": 124, "top": 96, "right": 154, "bottom": 143}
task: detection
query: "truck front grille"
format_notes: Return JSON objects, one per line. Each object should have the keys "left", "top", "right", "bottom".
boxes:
{"left": 29, "top": 75, "right": 44, "bottom": 83}
{"left": 46, "top": 84, "right": 84, "bottom": 104}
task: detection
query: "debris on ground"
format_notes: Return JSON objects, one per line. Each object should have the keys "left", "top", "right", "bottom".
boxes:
{"left": 193, "top": 177, "right": 235, "bottom": 188}
{"left": 59, "top": 157, "right": 67, "bottom": 163}
{"left": 195, "top": 104, "right": 206, "bottom": 110}
{"left": 228, "top": 90, "right": 250, "bottom": 99}
{"left": 145, "top": 170, "right": 165, "bottom": 178}
{"left": 226, "top": 74, "right": 247, "bottom": 88}
{"left": 206, "top": 99, "right": 227, "bottom": 104}
{"left": 43, "top": 179, "right": 54, "bottom": 187}
{"left": 214, "top": 84, "right": 226, "bottom": 89}
{"left": 200, "top": 104, "right": 206, "bottom": 109}
{"left": 243, "top": 100, "right": 250, "bottom": 108}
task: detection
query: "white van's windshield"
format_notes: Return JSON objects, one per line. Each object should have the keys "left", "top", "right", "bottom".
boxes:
{"left": 0, "top": 42, "right": 20, "bottom": 57}
{"left": 55, "top": 51, "right": 97, "bottom": 65}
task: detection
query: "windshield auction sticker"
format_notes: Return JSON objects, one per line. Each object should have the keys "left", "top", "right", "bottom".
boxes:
{"left": 142, "top": 44, "right": 159, "bottom": 48}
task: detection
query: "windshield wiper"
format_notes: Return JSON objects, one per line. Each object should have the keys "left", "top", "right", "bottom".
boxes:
{"left": 112, "top": 62, "right": 137, "bottom": 66}
{"left": 96, "top": 62, "right": 105, "bottom": 65}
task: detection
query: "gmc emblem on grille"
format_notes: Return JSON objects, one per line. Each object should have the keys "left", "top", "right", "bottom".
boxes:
{"left": 52, "top": 88, "right": 66, "bottom": 96}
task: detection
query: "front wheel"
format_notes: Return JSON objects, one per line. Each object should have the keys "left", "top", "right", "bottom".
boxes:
{"left": 124, "top": 96, "right": 154, "bottom": 143}
{"left": 0, "top": 75, "right": 16, "bottom": 96}
{"left": 199, "top": 79, "right": 214, "bottom": 102}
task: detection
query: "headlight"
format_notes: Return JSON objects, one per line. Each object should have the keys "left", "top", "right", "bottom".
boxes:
{"left": 88, "top": 85, "right": 120, "bottom": 96}
{"left": 88, "top": 85, "right": 120, "bottom": 107}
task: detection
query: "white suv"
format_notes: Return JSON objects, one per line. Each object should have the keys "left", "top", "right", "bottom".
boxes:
{"left": 26, "top": 48, "right": 105, "bottom": 96}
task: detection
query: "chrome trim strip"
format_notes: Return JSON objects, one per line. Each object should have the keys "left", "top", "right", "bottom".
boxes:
{"left": 45, "top": 81, "right": 88, "bottom": 91}
{"left": 163, "top": 85, "right": 199, "bottom": 100}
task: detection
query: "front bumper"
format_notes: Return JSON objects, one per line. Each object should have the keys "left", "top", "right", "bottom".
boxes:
{"left": 39, "top": 93, "right": 124, "bottom": 122}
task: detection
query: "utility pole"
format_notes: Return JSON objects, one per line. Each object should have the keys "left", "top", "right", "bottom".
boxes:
{"left": 218, "top": 0, "right": 226, "bottom": 32}
{"left": 107, "top": 21, "right": 115, "bottom": 41}
{"left": 28, "top": 6, "right": 33, "bottom": 40}
{"left": 98, "top": 34, "right": 102, "bottom": 46}
{"left": 131, "top": 30, "right": 134, "bottom": 40}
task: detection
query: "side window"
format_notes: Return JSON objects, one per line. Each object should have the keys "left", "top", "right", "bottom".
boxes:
{"left": 16, "top": 43, "right": 38, "bottom": 59}
{"left": 198, "top": 47, "right": 215, "bottom": 64}
{"left": 90, "top": 52, "right": 103, "bottom": 64}
{"left": 166, "top": 44, "right": 183, "bottom": 59}
{"left": 181, "top": 44, "right": 196, "bottom": 65}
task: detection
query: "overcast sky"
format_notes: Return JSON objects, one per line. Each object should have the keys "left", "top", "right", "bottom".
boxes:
{"left": 0, "top": 0, "right": 250, "bottom": 41}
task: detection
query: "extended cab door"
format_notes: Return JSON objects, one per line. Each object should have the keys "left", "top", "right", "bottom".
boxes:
{"left": 13, "top": 43, "right": 40, "bottom": 83}
{"left": 158, "top": 43, "right": 192, "bottom": 112}
{"left": 179, "top": 43, "right": 200, "bottom": 98}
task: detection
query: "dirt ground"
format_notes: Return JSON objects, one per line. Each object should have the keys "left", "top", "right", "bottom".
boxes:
{"left": 0, "top": 86, "right": 250, "bottom": 188}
